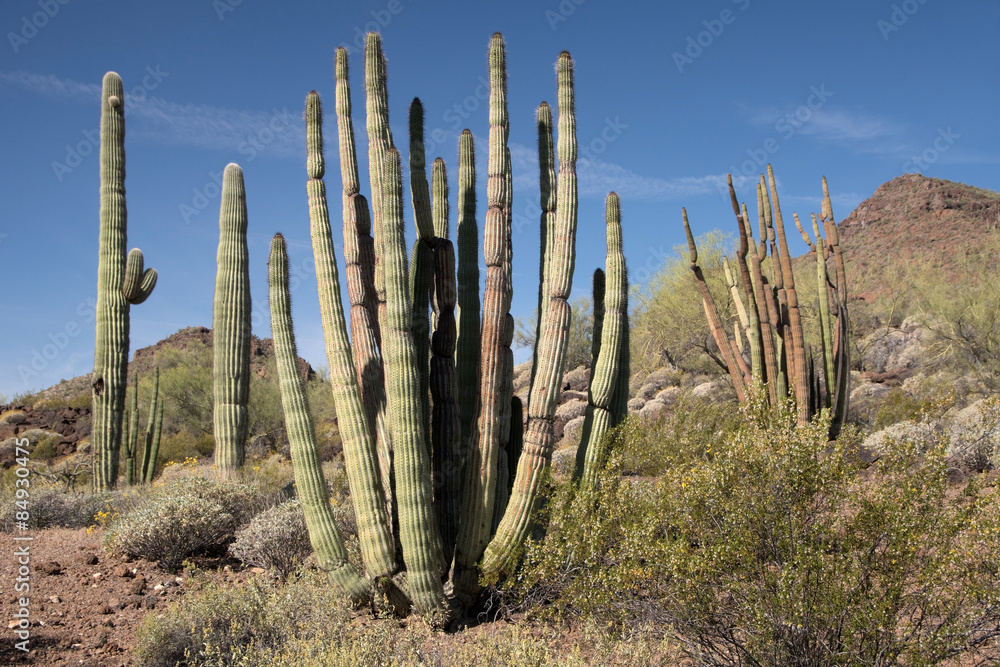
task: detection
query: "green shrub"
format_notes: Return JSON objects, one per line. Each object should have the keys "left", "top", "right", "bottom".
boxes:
{"left": 507, "top": 400, "right": 1000, "bottom": 665}
{"left": 229, "top": 500, "right": 311, "bottom": 577}
{"left": 103, "top": 477, "right": 276, "bottom": 571}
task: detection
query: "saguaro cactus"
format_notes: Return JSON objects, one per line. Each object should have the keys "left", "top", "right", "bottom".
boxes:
{"left": 213, "top": 163, "right": 251, "bottom": 473}
{"left": 92, "top": 72, "right": 157, "bottom": 492}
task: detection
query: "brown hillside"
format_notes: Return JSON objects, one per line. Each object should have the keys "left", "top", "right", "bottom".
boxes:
{"left": 836, "top": 174, "right": 1000, "bottom": 291}
{"left": 33, "top": 327, "right": 315, "bottom": 407}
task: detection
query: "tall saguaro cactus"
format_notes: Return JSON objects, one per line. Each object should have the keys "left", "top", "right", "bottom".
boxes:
{"left": 213, "top": 164, "right": 251, "bottom": 473}
{"left": 92, "top": 72, "right": 157, "bottom": 492}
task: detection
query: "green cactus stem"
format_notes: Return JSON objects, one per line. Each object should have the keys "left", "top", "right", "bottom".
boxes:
{"left": 92, "top": 71, "right": 156, "bottom": 492}
{"left": 429, "top": 158, "right": 462, "bottom": 564}
{"left": 212, "top": 163, "right": 251, "bottom": 473}
{"left": 530, "top": 101, "right": 558, "bottom": 397}
{"left": 139, "top": 367, "right": 159, "bottom": 483}
{"left": 380, "top": 148, "right": 448, "bottom": 616}
{"left": 453, "top": 33, "right": 514, "bottom": 602}
{"left": 481, "top": 48, "right": 579, "bottom": 581}
{"left": 305, "top": 90, "right": 398, "bottom": 586}
{"left": 334, "top": 48, "right": 394, "bottom": 530}
{"left": 728, "top": 177, "right": 764, "bottom": 389}
{"left": 269, "top": 233, "right": 373, "bottom": 604}
{"left": 124, "top": 374, "right": 139, "bottom": 486}
{"left": 576, "top": 192, "right": 627, "bottom": 488}
{"left": 810, "top": 212, "right": 836, "bottom": 402}
{"left": 455, "top": 130, "right": 481, "bottom": 452}
{"left": 145, "top": 397, "right": 163, "bottom": 484}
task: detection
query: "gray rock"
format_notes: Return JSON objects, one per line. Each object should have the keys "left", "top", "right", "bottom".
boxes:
{"left": 862, "top": 421, "right": 941, "bottom": 457}
{"left": 555, "top": 399, "right": 588, "bottom": 423}
{"left": 946, "top": 398, "right": 1000, "bottom": 472}
{"left": 562, "top": 415, "right": 586, "bottom": 444}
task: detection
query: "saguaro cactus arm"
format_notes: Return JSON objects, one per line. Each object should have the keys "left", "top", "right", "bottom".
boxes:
{"left": 122, "top": 248, "right": 157, "bottom": 305}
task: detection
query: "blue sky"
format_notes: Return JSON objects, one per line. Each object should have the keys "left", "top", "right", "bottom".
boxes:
{"left": 1, "top": 0, "right": 998, "bottom": 398}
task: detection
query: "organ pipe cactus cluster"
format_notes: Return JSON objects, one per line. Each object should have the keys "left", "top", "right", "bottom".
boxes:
{"left": 212, "top": 164, "right": 251, "bottom": 473}
{"left": 685, "top": 166, "right": 850, "bottom": 436}
{"left": 268, "top": 33, "right": 623, "bottom": 619}
{"left": 92, "top": 72, "right": 157, "bottom": 492}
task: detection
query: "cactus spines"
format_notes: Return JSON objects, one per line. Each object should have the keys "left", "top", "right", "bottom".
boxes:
{"left": 380, "top": 148, "right": 448, "bottom": 614}
{"left": 481, "top": 48, "right": 578, "bottom": 579}
{"left": 268, "top": 233, "right": 372, "bottom": 604}
{"left": 92, "top": 71, "right": 156, "bottom": 492}
{"left": 306, "top": 91, "right": 397, "bottom": 584}
{"left": 212, "top": 163, "right": 251, "bottom": 473}
{"left": 576, "top": 192, "right": 627, "bottom": 488}
{"left": 365, "top": 33, "right": 394, "bottom": 339}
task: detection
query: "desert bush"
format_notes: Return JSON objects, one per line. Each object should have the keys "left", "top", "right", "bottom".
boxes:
{"left": 505, "top": 400, "right": 1000, "bottom": 665}
{"left": 229, "top": 500, "right": 311, "bottom": 577}
{"left": 103, "top": 491, "right": 237, "bottom": 571}
{"left": 103, "top": 477, "right": 275, "bottom": 571}
{"left": 630, "top": 232, "right": 736, "bottom": 378}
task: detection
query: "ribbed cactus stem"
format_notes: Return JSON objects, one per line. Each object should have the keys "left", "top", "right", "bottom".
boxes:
{"left": 432, "top": 158, "right": 449, "bottom": 240}
{"left": 749, "top": 186, "right": 780, "bottom": 403}
{"left": 380, "top": 149, "right": 448, "bottom": 616}
{"left": 530, "top": 101, "right": 557, "bottom": 396}
{"left": 455, "top": 130, "right": 481, "bottom": 452}
{"left": 125, "top": 375, "right": 138, "bottom": 486}
{"left": 140, "top": 367, "right": 159, "bottom": 483}
{"left": 768, "top": 164, "right": 809, "bottom": 425}
{"left": 146, "top": 399, "right": 162, "bottom": 484}
{"left": 453, "top": 33, "right": 514, "bottom": 602}
{"left": 91, "top": 72, "right": 130, "bottom": 491}
{"left": 482, "top": 48, "right": 578, "bottom": 579}
{"left": 683, "top": 208, "right": 748, "bottom": 402}
{"left": 336, "top": 48, "right": 394, "bottom": 533}
{"left": 812, "top": 213, "right": 835, "bottom": 404}
{"left": 305, "top": 90, "right": 398, "bottom": 585}
{"left": 122, "top": 249, "right": 157, "bottom": 305}
{"left": 577, "top": 193, "right": 626, "bottom": 487}
{"left": 590, "top": 268, "right": 606, "bottom": 366}
{"left": 727, "top": 179, "right": 764, "bottom": 389}
{"left": 213, "top": 163, "right": 251, "bottom": 473}
{"left": 268, "top": 233, "right": 372, "bottom": 604}
{"left": 365, "top": 33, "right": 394, "bottom": 341}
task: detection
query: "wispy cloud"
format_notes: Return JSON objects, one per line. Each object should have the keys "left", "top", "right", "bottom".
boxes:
{"left": 509, "top": 142, "right": 752, "bottom": 201}
{"left": 0, "top": 70, "right": 304, "bottom": 157}
{"left": 747, "top": 104, "right": 900, "bottom": 143}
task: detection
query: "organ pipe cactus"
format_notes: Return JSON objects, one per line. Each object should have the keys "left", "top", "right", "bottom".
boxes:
{"left": 124, "top": 374, "right": 139, "bottom": 486}
{"left": 285, "top": 33, "right": 600, "bottom": 618}
{"left": 212, "top": 164, "right": 251, "bottom": 473}
{"left": 92, "top": 72, "right": 157, "bottom": 492}
{"left": 140, "top": 367, "right": 160, "bottom": 484}
{"left": 685, "top": 166, "right": 850, "bottom": 436}
{"left": 268, "top": 233, "right": 373, "bottom": 604}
